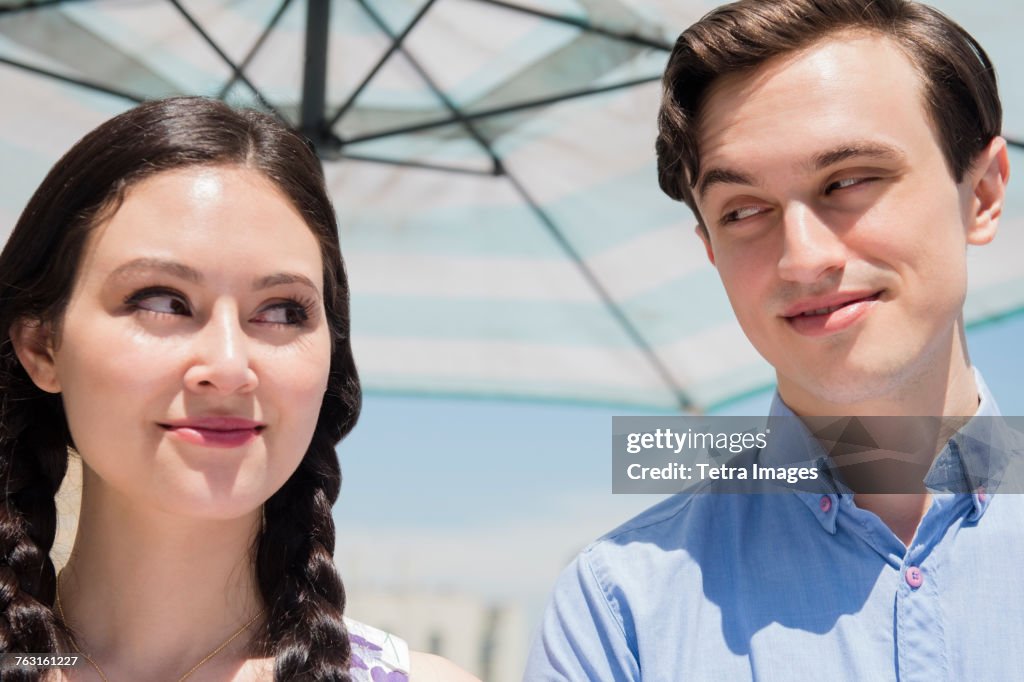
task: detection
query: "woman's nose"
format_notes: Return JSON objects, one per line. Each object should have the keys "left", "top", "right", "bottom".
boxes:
{"left": 183, "top": 303, "right": 258, "bottom": 395}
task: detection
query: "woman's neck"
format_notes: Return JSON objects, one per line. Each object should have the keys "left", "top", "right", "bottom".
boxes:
{"left": 59, "top": 465, "right": 267, "bottom": 681}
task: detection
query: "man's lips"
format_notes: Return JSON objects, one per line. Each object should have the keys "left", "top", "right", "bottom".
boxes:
{"left": 782, "top": 291, "right": 883, "bottom": 318}
{"left": 782, "top": 291, "right": 884, "bottom": 337}
{"left": 159, "top": 417, "right": 266, "bottom": 448}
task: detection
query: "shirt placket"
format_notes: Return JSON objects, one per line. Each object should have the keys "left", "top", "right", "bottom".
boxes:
{"left": 837, "top": 494, "right": 967, "bottom": 682}
{"left": 896, "top": 494, "right": 975, "bottom": 681}
{"left": 895, "top": 531, "right": 948, "bottom": 682}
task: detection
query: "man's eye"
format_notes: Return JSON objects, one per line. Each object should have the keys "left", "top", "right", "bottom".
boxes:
{"left": 721, "top": 205, "right": 767, "bottom": 224}
{"left": 125, "top": 289, "right": 190, "bottom": 316}
{"left": 825, "top": 177, "right": 874, "bottom": 194}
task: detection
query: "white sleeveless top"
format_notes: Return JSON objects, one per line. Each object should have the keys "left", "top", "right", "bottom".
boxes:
{"left": 345, "top": 618, "right": 410, "bottom": 681}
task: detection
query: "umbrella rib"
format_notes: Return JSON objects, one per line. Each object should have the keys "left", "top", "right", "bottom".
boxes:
{"left": 327, "top": 0, "right": 439, "bottom": 131}
{"left": 504, "top": 170, "right": 695, "bottom": 412}
{"left": 0, "top": 0, "right": 90, "bottom": 16}
{"left": 467, "top": 0, "right": 673, "bottom": 52}
{"left": 351, "top": 0, "right": 503, "bottom": 175}
{"left": 166, "top": 0, "right": 285, "bottom": 122}
{"left": 352, "top": 0, "right": 502, "bottom": 174}
{"left": 342, "top": 75, "right": 660, "bottom": 145}
{"left": 216, "top": 0, "right": 294, "bottom": 100}
{"left": 340, "top": 152, "right": 496, "bottom": 176}
{"left": 0, "top": 55, "right": 144, "bottom": 103}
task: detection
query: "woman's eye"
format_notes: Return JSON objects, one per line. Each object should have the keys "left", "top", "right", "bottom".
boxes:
{"left": 126, "top": 289, "right": 190, "bottom": 316}
{"left": 253, "top": 302, "right": 310, "bottom": 326}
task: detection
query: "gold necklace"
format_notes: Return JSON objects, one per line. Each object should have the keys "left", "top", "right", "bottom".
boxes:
{"left": 54, "top": 572, "right": 264, "bottom": 682}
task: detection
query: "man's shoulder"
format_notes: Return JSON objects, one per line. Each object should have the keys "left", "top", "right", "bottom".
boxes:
{"left": 547, "top": 488, "right": 813, "bottom": 646}
{"left": 584, "top": 485, "right": 801, "bottom": 566}
{"left": 594, "top": 490, "right": 708, "bottom": 546}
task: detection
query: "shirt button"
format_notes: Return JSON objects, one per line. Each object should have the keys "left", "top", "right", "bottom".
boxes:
{"left": 905, "top": 566, "right": 924, "bottom": 589}
{"left": 819, "top": 496, "right": 832, "bottom": 513}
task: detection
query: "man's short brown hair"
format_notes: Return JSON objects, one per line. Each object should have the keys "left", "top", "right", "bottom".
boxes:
{"left": 655, "top": 0, "right": 1002, "bottom": 226}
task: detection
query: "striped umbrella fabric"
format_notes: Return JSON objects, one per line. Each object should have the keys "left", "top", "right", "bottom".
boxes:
{"left": 1, "top": 0, "right": 1022, "bottom": 412}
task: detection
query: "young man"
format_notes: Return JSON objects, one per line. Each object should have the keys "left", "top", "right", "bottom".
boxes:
{"left": 525, "top": 1, "right": 1018, "bottom": 679}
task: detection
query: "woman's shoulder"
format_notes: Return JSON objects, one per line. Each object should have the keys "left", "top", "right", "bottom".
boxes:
{"left": 346, "top": 617, "right": 410, "bottom": 681}
{"left": 345, "top": 618, "right": 481, "bottom": 682}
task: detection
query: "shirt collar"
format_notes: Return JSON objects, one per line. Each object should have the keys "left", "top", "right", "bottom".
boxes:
{"left": 942, "top": 369, "right": 1005, "bottom": 520}
{"left": 762, "top": 368, "right": 1010, "bottom": 528}
{"left": 760, "top": 397, "right": 841, "bottom": 533}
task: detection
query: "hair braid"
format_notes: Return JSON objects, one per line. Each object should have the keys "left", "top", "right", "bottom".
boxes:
{"left": 257, "top": 425, "right": 352, "bottom": 681}
{"left": 0, "top": 348, "right": 73, "bottom": 679}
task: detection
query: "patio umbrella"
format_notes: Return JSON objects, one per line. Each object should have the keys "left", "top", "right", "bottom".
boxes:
{"left": 1, "top": 0, "right": 1022, "bottom": 412}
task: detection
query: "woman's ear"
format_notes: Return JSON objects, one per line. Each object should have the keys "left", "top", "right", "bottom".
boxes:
{"left": 966, "top": 136, "right": 1010, "bottom": 246}
{"left": 9, "top": 318, "right": 61, "bottom": 393}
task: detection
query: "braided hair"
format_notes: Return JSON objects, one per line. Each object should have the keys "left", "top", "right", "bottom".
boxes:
{"left": 0, "top": 97, "right": 360, "bottom": 680}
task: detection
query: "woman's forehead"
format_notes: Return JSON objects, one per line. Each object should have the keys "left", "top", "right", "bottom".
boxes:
{"left": 78, "top": 165, "right": 325, "bottom": 288}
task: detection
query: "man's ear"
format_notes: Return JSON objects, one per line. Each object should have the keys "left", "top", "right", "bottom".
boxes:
{"left": 965, "top": 136, "right": 1010, "bottom": 246}
{"left": 9, "top": 318, "right": 61, "bottom": 393}
{"left": 696, "top": 224, "right": 716, "bottom": 266}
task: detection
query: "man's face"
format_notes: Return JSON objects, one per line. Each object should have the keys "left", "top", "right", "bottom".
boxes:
{"left": 692, "top": 33, "right": 1005, "bottom": 413}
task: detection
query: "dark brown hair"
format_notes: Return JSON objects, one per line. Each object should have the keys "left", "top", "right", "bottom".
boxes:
{"left": 0, "top": 97, "right": 360, "bottom": 681}
{"left": 655, "top": 0, "right": 1002, "bottom": 228}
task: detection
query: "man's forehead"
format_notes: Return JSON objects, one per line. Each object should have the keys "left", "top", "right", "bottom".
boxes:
{"left": 698, "top": 30, "right": 923, "bottom": 115}
{"left": 693, "top": 32, "right": 933, "bottom": 184}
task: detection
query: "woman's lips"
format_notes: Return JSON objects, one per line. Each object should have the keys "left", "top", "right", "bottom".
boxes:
{"left": 784, "top": 292, "right": 883, "bottom": 337}
{"left": 159, "top": 417, "right": 265, "bottom": 449}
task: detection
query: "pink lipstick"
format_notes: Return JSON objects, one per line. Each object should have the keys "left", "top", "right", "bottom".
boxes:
{"left": 159, "top": 417, "right": 265, "bottom": 449}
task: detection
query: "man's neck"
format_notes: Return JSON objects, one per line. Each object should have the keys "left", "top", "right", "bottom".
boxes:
{"left": 780, "top": 356, "right": 979, "bottom": 419}
{"left": 854, "top": 492, "right": 934, "bottom": 546}
{"left": 779, "top": 344, "right": 981, "bottom": 546}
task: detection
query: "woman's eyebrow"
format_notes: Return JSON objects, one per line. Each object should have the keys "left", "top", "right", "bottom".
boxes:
{"left": 106, "top": 259, "right": 319, "bottom": 296}
{"left": 252, "top": 272, "right": 320, "bottom": 295}
{"left": 108, "top": 258, "right": 202, "bottom": 283}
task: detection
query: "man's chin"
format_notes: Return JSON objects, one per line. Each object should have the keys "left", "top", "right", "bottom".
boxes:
{"left": 776, "top": 361, "right": 910, "bottom": 414}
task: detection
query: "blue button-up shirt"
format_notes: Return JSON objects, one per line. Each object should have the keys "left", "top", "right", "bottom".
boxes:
{"left": 524, "top": 372, "right": 1024, "bottom": 681}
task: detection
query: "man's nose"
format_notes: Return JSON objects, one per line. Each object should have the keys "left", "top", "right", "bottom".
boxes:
{"left": 183, "top": 303, "right": 258, "bottom": 395}
{"left": 776, "top": 203, "right": 847, "bottom": 283}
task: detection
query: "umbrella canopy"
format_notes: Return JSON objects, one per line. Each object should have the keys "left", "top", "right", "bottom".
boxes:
{"left": 2, "top": 0, "right": 1022, "bottom": 412}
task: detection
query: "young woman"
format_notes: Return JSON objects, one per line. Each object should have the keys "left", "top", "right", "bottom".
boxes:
{"left": 0, "top": 97, "right": 476, "bottom": 682}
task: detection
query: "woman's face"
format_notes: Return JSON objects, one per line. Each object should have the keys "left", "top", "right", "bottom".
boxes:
{"left": 44, "top": 165, "right": 332, "bottom": 519}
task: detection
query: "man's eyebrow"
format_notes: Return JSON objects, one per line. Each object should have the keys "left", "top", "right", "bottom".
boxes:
{"left": 809, "top": 142, "right": 906, "bottom": 171}
{"left": 253, "top": 272, "right": 320, "bottom": 295}
{"left": 696, "top": 168, "right": 758, "bottom": 201}
{"left": 108, "top": 258, "right": 202, "bottom": 283}
{"left": 696, "top": 142, "right": 907, "bottom": 201}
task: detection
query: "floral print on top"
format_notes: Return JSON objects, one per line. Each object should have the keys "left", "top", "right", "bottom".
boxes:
{"left": 346, "top": 617, "right": 410, "bottom": 682}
